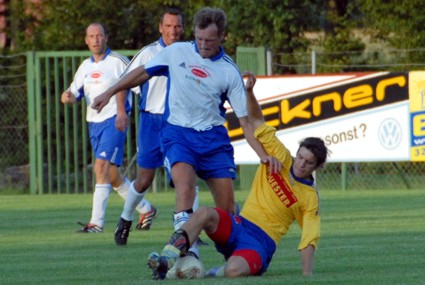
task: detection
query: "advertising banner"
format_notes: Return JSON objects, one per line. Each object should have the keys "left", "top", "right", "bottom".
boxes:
{"left": 227, "top": 72, "right": 417, "bottom": 163}
{"left": 408, "top": 71, "right": 425, "bottom": 161}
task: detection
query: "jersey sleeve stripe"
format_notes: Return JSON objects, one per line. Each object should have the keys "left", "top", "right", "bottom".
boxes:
{"left": 109, "top": 51, "right": 130, "bottom": 65}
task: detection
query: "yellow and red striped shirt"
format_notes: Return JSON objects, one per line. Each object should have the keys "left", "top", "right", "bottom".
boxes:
{"left": 240, "top": 123, "right": 320, "bottom": 250}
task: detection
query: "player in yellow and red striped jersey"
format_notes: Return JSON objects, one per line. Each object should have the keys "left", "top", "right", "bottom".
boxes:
{"left": 146, "top": 71, "right": 329, "bottom": 279}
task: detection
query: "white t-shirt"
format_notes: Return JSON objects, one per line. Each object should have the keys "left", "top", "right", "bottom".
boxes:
{"left": 124, "top": 37, "right": 167, "bottom": 114}
{"left": 145, "top": 41, "right": 247, "bottom": 131}
{"left": 69, "top": 48, "right": 131, "bottom": 122}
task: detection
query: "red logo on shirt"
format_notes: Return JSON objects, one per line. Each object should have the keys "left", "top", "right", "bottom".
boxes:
{"left": 91, "top": 72, "right": 102, "bottom": 78}
{"left": 267, "top": 172, "right": 298, "bottom": 208}
{"left": 191, "top": 68, "right": 208, "bottom": 78}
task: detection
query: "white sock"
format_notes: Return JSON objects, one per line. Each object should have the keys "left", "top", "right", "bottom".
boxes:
{"left": 208, "top": 264, "right": 225, "bottom": 277}
{"left": 173, "top": 211, "right": 199, "bottom": 258}
{"left": 113, "top": 177, "right": 130, "bottom": 200}
{"left": 121, "top": 181, "right": 146, "bottom": 221}
{"left": 136, "top": 198, "right": 152, "bottom": 214}
{"left": 90, "top": 184, "right": 111, "bottom": 227}
{"left": 192, "top": 186, "right": 200, "bottom": 212}
{"left": 115, "top": 179, "right": 151, "bottom": 214}
{"left": 173, "top": 211, "right": 191, "bottom": 230}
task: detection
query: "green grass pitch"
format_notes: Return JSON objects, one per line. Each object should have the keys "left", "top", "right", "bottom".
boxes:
{"left": 1, "top": 189, "right": 424, "bottom": 285}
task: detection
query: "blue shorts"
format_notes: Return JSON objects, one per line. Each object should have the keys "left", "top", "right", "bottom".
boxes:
{"left": 137, "top": 111, "right": 165, "bottom": 169}
{"left": 88, "top": 115, "right": 127, "bottom": 166}
{"left": 161, "top": 124, "right": 236, "bottom": 182}
{"left": 208, "top": 208, "right": 276, "bottom": 275}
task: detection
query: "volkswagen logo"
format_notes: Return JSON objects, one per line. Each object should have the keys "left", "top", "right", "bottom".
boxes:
{"left": 378, "top": 118, "right": 402, "bottom": 150}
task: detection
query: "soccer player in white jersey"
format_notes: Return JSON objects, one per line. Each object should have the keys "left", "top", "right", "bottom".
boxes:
{"left": 112, "top": 8, "right": 180, "bottom": 241}
{"left": 61, "top": 23, "right": 156, "bottom": 233}
{"left": 113, "top": 8, "right": 203, "bottom": 250}
{"left": 92, "top": 7, "right": 269, "bottom": 250}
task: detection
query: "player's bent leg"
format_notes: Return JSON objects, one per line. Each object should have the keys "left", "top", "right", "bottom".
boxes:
{"left": 206, "top": 251, "right": 258, "bottom": 278}
{"left": 204, "top": 207, "right": 232, "bottom": 245}
{"left": 226, "top": 250, "right": 262, "bottom": 277}
{"left": 225, "top": 255, "right": 254, "bottom": 277}
{"left": 193, "top": 207, "right": 221, "bottom": 235}
{"left": 147, "top": 208, "right": 220, "bottom": 279}
{"left": 177, "top": 207, "right": 220, "bottom": 246}
{"left": 148, "top": 208, "right": 217, "bottom": 270}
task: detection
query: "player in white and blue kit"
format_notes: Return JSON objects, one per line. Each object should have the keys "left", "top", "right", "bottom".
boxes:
{"left": 113, "top": 8, "right": 201, "bottom": 246}
{"left": 61, "top": 23, "right": 155, "bottom": 233}
{"left": 92, "top": 8, "right": 269, "bottom": 251}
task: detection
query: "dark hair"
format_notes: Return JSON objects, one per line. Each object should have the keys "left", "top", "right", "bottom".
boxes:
{"left": 298, "top": 137, "right": 329, "bottom": 166}
{"left": 160, "top": 7, "right": 185, "bottom": 27}
{"left": 86, "top": 22, "right": 108, "bottom": 36}
{"left": 193, "top": 7, "right": 227, "bottom": 35}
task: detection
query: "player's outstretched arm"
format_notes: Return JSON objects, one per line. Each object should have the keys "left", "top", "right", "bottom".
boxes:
{"left": 241, "top": 71, "right": 281, "bottom": 173}
{"left": 92, "top": 65, "right": 151, "bottom": 113}
{"left": 244, "top": 72, "right": 265, "bottom": 130}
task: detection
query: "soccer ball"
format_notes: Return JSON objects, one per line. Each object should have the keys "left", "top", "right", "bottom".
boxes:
{"left": 166, "top": 256, "right": 206, "bottom": 279}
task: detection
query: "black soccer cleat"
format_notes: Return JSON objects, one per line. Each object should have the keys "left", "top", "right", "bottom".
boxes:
{"left": 114, "top": 217, "right": 132, "bottom": 245}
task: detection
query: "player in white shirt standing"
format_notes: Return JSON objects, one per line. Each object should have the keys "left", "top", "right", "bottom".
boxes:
{"left": 113, "top": 8, "right": 202, "bottom": 251}
{"left": 61, "top": 22, "right": 156, "bottom": 233}
{"left": 111, "top": 8, "right": 183, "bottom": 243}
{"left": 92, "top": 7, "right": 269, "bottom": 262}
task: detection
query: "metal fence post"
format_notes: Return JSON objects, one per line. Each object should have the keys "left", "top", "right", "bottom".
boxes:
{"left": 341, "top": 162, "right": 347, "bottom": 191}
{"left": 267, "top": 48, "right": 273, "bottom": 75}
{"left": 26, "top": 51, "right": 37, "bottom": 194}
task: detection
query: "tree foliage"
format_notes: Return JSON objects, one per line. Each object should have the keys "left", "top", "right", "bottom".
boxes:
{"left": 6, "top": 0, "right": 323, "bottom": 59}
{"left": 318, "top": 0, "right": 366, "bottom": 72}
{"left": 357, "top": 0, "right": 425, "bottom": 64}
{"left": 220, "top": 0, "right": 325, "bottom": 73}
{"left": 8, "top": 0, "right": 202, "bottom": 51}
{"left": 358, "top": 0, "right": 425, "bottom": 49}
{"left": 4, "top": 0, "right": 425, "bottom": 72}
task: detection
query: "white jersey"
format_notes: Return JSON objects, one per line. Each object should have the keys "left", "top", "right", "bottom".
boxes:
{"left": 144, "top": 41, "right": 247, "bottom": 131}
{"left": 124, "top": 37, "right": 167, "bottom": 114}
{"left": 69, "top": 48, "right": 131, "bottom": 122}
